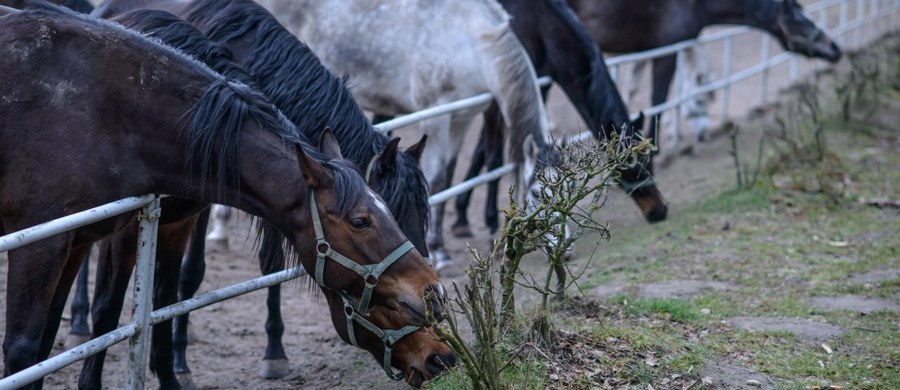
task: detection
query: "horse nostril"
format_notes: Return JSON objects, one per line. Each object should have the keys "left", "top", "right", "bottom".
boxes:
{"left": 426, "top": 352, "right": 457, "bottom": 376}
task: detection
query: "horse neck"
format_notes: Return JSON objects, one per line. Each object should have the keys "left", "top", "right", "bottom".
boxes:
{"left": 705, "top": 0, "right": 779, "bottom": 31}
{"left": 475, "top": 11, "right": 551, "bottom": 163}
{"left": 194, "top": 3, "right": 387, "bottom": 168}
{"left": 524, "top": 0, "right": 631, "bottom": 138}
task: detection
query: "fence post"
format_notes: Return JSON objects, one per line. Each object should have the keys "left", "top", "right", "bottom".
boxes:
{"left": 672, "top": 47, "right": 686, "bottom": 148}
{"left": 126, "top": 196, "right": 161, "bottom": 390}
{"left": 721, "top": 36, "right": 733, "bottom": 121}
{"left": 840, "top": 0, "right": 849, "bottom": 43}
{"left": 759, "top": 35, "right": 771, "bottom": 103}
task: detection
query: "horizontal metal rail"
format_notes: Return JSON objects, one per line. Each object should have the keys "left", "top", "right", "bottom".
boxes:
{"left": 374, "top": 76, "right": 553, "bottom": 134}
{"left": 0, "top": 1, "right": 895, "bottom": 389}
{"left": 0, "top": 266, "right": 307, "bottom": 389}
{"left": 0, "top": 194, "right": 157, "bottom": 253}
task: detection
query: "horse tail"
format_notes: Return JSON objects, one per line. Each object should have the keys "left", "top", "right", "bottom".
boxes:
{"left": 473, "top": 5, "right": 551, "bottom": 163}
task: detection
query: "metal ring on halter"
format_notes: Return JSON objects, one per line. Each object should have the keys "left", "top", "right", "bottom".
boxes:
{"left": 340, "top": 293, "right": 421, "bottom": 380}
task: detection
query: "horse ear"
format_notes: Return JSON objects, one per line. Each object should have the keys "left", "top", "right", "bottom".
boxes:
{"left": 523, "top": 134, "right": 537, "bottom": 165}
{"left": 377, "top": 137, "right": 401, "bottom": 174}
{"left": 296, "top": 143, "right": 334, "bottom": 189}
{"left": 632, "top": 112, "right": 645, "bottom": 132}
{"left": 404, "top": 134, "right": 428, "bottom": 163}
{"left": 318, "top": 128, "right": 343, "bottom": 161}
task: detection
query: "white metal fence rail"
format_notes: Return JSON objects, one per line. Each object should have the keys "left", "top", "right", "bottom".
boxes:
{"left": 0, "top": 0, "right": 896, "bottom": 388}
{"left": 376, "top": 0, "right": 900, "bottom": 207}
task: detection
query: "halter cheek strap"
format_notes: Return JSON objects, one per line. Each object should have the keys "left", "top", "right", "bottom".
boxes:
{"left": 342, "top": 298, "right": 421, "bottom": 380}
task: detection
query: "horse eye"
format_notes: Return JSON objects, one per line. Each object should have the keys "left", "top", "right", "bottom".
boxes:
{"left": 350, "top": 217, "right": 370, "bottom": 229}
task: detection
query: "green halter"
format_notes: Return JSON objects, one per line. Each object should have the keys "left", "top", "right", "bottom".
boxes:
{"left": 340, "top": 295, "right": 421, "bottom": 380}
{"left": 309, "top": 190, "right": 414, "bottom": 315}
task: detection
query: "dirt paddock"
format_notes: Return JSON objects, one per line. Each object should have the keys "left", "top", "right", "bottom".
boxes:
{"left": 0, "top": 4, "right": 890, "bottom": 389}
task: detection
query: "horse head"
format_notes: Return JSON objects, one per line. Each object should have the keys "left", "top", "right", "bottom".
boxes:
{"left": 321, "top": 287, "right": 456, "bottom": 387}
{"left": 294, "top": 131, "right": 445, "bottom": 330}
{"left": 774, "top": 0, "right": 842, "bottom": 62}
{"left": 615, "top": 112, "right": 668, "bottom": 223}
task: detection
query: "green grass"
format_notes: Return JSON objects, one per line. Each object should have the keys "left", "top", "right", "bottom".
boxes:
{"left": 427, "top": 35, "right": 900, "bottom": 390}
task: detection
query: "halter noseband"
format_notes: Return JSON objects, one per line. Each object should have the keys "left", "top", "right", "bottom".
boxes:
{"left": 307, "top": 189, "right": 423, "bottom": 380}
{"left": 777, "top": 13, "right": 825, "bottom": 57}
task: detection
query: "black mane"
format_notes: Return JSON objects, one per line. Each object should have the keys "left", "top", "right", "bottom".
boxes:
{"left": 113, "top": 9, "right": 259, "bottom": 88}
{"left": 181, "top": 0, "right": 430, "bottom": 237}
{"left": 544, "top": 0, "right": 632, "bottom": 136}
{"left": 27, "top": 1, "right": 366, "bottom": 218}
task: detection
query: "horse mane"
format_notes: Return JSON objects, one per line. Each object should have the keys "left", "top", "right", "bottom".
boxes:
{"left": 474, "top": 0, "right": 551, "bottom": 161}
{"left": 181, "top": 0, "right": 430, "bottom": 232}
{"left": 112, "top": 9, "right": 259, "bottom": 88}
{"left": 543, "top": 0, "right": 632, "bottom": 136}
{"left": 24, "top": 1, "right": 367, "bottom": 268}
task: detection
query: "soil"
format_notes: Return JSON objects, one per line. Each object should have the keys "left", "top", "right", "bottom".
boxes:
{"left": 808, "top": 295, "right": 900, "bottom": 313}
{"left": 700, "top": 361, "right": 777, "bottom": 390}
{"left": 725, "top": 317, "right": 846, "bottom": 345}
{"left": 0, "top": 5, "right": 895, "bottom": 389}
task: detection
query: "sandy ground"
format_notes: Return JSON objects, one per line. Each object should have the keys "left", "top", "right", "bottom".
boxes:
{"left": 0, "top": 3, "right": 895, "bottom": 389}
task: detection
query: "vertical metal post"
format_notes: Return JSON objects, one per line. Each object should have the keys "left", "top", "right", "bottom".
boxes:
{"left": 672, "top": 47, "right": 686, "bottom": 148}
{"left": 856, "top": 0, "right": 865, "bottom": 47}
{"left": 610, "top": 63, "right": 618, "bottom": 82}
{"left": 759, "top": 35, "right": 771, "bottom": 104}
{"left": 869, "top": 0, "right": 877, "bottom": 40}
{"left": 126, "top": 197, "right": 161, "bottom": 390}
{"left": 721, "top": 36, "right": 733, "bottom": 121}
{"left": 840, "top": 0, "right": 849, "bottom": 42}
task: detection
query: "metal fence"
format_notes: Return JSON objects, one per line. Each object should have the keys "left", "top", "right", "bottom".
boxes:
{"left": 0, "top": 0, "right": 896, "bottom": 388}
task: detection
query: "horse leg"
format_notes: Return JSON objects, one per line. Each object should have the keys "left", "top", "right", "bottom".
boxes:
{"left": 450, "top": 127, "right": 487, "bottom": 238}
{"left": 66, "top": 255, "right": 92, "bottom": 349}
{"left": 149, "top": 219, "right": 197, "bottom": 390}
{"left": 482, "top": 102, "right": 506, "bottom": 234}
{"left": 203, "top": 204, "right": 230, "bottom": 247}
{"left": 79, "top": 232, "right": 138, "bottom": 390}
{"left": 3, "top": 236, "right": 71, "bottom": 389}
{"left": 421, "top": 115, "right": 456, "bottom": 268}
{"left": 257, "top": 228, "right": 289, "bottom": 379}
{"left": 650, "top": 54, "right": 678, "bottom": 154}
{"left": 173, "top": 208, "right": 210, "bottom": 386}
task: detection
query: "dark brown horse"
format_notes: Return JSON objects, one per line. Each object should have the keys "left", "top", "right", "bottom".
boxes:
{"left": 72, "top": 5, "right": 444, "bottom": 388}
{"left": 0, "top": 2, "right": 445, "bottom": 389}
{"left": 567, "top": 0, "right": 842, "bottom": 148}
{"left": 451, "top": 0, "right": 666, "bottom": 241}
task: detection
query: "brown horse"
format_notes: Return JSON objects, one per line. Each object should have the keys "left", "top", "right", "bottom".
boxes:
{"left": 567, "top": 0, "right": 842, "bottom": 149}
{"left": 70, "top": 7, "right": 446, "bottom": 388}
{"left": 0, "top": 2, "right": 445, "bottom": 388}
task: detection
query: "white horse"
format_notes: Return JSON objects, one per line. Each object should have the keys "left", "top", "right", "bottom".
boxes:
{"left": 256, "top": 0, "right": 562, "bottom": 268}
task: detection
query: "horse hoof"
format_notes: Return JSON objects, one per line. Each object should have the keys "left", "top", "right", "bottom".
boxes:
{"left": 65, "top": 333, "right": 91, "bottom": 349}
{"left": 450, "top": 223, "right": 473, "bottom": 238}
{"left": 176, "top": 372, "right": 198, "bottom": 390}
{"left": 259, "top": 358, "right": 290, "bottom": 379}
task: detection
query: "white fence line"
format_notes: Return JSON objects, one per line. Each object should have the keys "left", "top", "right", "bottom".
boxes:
{"left": 0, "top": 0, "right": 896, "bottom": 388}
{"left": 391, "top": 0, "right": 899, "bottom": 207}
